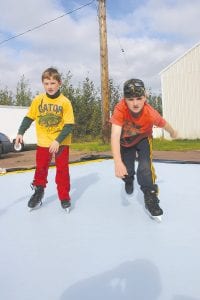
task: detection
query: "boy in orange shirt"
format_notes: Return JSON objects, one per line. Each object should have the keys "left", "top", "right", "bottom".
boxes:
{"left": 15, "top": 67, "right": 74, "bottom": 212}
{"left": 110, "top": 79, "right": 177, "bottom": 219}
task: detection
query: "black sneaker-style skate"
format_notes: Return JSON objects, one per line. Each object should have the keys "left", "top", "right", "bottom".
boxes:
{"left": 144, "top": 190, "right": 163, "bottom": 221}
{"left": 61, "top": 200, "right": 71, "bottom": 213}
{"left": 124, "top": 176, "right": 134, "bottom": 195}
{"left": 28, "top": 186, "right": 44, "bottom": 210}
{"left": 125, "top": 181, "right": 134, "bottom": 195}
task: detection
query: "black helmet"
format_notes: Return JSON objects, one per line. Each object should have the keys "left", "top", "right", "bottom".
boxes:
{"left": 123, "top": 79, "right": 145, "bottom": 98}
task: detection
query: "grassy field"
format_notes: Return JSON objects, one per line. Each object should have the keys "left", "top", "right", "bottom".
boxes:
{"left": 71, "top": 141, "right": 111, "bottom": 152}
{"left": 153, "top": 139, "right": 200, "bottom": 151}
{"left": 71, "top": 139, "right": 200, "bottom": 152}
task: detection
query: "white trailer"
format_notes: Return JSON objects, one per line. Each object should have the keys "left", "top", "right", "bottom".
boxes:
{"left": 0, "top": 105, "right": 36, "bottom": 153}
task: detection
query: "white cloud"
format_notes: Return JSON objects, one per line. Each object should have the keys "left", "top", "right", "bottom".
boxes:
{"left": 0, "top": 0, "right": 62, "bottom": 32}
{"left": 0, "top": 0, "right": 199, "bottom": 95}
{"left": 122, "top": 0, "right": 200, "bottom": 41}
{"left": 107, "top": 35, "right": 186, "bottom": 92}
{"left": 147, "top": 0, "right": 200, "bottom": 39}
{"left": 0, "top": 1, "right": 100, "bottom": 93}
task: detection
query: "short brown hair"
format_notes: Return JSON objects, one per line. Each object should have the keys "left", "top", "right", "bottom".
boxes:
{"left": 41, "top": 67, "right": 61, "bottom": 82}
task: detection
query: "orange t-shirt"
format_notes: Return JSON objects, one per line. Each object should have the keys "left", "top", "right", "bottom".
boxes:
{"left": 110, "top": 99, "right": 166, "bottom": 147}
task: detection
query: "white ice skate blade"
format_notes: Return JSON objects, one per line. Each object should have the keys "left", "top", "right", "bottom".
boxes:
{"left": 151, "top": 215, "right": 162, "bottom": 222}
{"left": 28, "top": 202, "right": 42, "bottom": 212}
{"left": 145, "top": 209, "right": 162, "bottom": 222}
{"left": 64, "top": 207, "right": 70, "bottom": 213}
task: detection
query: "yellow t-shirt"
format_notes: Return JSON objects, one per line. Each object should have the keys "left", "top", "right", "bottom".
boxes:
{"left": 26, "top": 93, "right": 74, "bottom": 147}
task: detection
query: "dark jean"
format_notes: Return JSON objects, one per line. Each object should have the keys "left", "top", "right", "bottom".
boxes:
{"left": 121, "top": 137, "right": 157, "bottom": 193}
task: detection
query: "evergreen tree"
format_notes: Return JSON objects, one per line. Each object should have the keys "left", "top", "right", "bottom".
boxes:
{"left": 61, "top": 72, "right": 102, "bottom": 140}
{"left": 109, "top": 79, "right": 121, "bottom": 113}
{"left": 75, "top": 77, "right": 101, "bottom": 139}
{"left": 15, "top": 75, "right": 32, "bottom": 106}
{"left": 0, "top": 87, "right": 14, "bottom": 105}
{"left": 155, "top": 95, "right": 163, "bottom": 115}
{"left": 147, "top": 90, "right": 163, "bottom": 115}
{"left": 60, "top": 71, "right": 74, "bottom": 99}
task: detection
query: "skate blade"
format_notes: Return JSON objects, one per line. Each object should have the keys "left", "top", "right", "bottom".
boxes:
{"left": 64, "top": 207, "right": 70, "bottom": 213}
{"left": 28, "top": 202, "right": 42, "bottom": 212}
{"left": 145, "top": 209, "right": 162, "bottom": 222}
{"left": 151, "top": 215, "right": 162, "bottom": 222}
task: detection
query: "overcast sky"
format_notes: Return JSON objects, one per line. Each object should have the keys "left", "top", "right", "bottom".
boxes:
{"left": 0, "top": 0, "right": 200, "bottom": 95}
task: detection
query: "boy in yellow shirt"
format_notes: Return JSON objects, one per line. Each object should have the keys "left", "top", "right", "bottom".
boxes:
{"left": 15, "top": 67, "right": 74, "bottom": 212}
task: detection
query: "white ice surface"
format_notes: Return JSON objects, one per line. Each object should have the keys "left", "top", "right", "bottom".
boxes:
{"left": 0, "top": 160, "right": 200, "bottom": 300}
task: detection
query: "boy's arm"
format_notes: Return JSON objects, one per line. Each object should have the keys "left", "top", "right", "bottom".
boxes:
{"left": 15, "top": 116, "right": 34, "bottom": 145}
{"left": 111, "top": 124, "right": 128, "bottom": 178}
{"left": 55, "top": 124, "right": 74, "bottom": 144}
{"left": 163, "top": 122, "right": 178, "bottom": 139}
{"left": 18, "top": 116, "right": 34, "bottom": 135}
{"left": 49, "top": 124, "right": 74, "bottom": 154}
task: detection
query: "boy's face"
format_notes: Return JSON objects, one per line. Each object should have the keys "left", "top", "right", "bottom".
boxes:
{"left": 42, "top": 77, "right": 61, "bottom": 95}
{"left": 125, "top": 96, "right": 146, "bottom": 114}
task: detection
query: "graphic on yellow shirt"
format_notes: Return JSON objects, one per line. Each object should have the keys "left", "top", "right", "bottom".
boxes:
{"left": 38, "top": 114, "right": 62, "bottom": 128}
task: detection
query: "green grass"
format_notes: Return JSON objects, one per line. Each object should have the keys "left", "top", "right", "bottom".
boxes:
{"left": 70, "top": 141, "right": 111, "bottom": 152}
{"left": 153, "top": 139, "right": 200, "bottom": 151}
{"left": 71, "top": 139, "right": 200, "bottom": 152}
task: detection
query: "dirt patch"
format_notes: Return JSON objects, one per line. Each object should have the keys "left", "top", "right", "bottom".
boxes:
{"left": 0, "top": 149, "right": 112, "bottom": 170}
{"left": 0, "top": 148, "right": 200, "bottom": 171}
{"left": 152, "top": 150, "right": 200, "bottom": 163}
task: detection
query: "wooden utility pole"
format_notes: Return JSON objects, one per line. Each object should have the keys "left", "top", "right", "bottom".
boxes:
{"left": 98, "top": 0, "right": 110, "bottom": 143}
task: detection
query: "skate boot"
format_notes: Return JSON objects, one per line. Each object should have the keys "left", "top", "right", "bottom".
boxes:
{"left": 124, "top": 176, "right": 134, "bottom": 195}
{"left": 144, "top": 189, "right": 163, "bottom": 221}
{"left": 61, "top": 200, "right": 71, "bottom": 213}
{"left": 125, "top": 181, "right": 134, "bottom": 194}
{"left": 28, "top": 186, "right": 44, "bottom": 210}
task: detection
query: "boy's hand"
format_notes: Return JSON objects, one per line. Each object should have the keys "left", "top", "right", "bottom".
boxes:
{"left": 15, "top": 134, "right": 23, "bottom": 145}
{"left": 114, "top": 161, "right": 128, "bottom": 178}
{"left": 170, "top": 130, "right": 178, "bottom": 139}
{"left": 164, "top": 123, "right": 178, "bottom": 139}
{"left": 49, "top": 140, "right": 59, "bottom": 153}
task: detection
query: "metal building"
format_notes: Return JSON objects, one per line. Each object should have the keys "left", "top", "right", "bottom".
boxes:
{"left": 160, "top": 42, "right": 200, "bottom": 139}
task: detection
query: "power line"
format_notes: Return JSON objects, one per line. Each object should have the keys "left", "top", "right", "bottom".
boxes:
{"left": 108, "top": 18, "right": 130, "bottom": 68}
{"left": 0, "top": 0, "right": 95, "bottom": 46}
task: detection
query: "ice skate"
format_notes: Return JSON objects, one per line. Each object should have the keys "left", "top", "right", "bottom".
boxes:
{"left": 28, "top": 186, "right": 44, "bottom": 211}
{"left": 125, "top": 181, "right": 134, "bottom": 195}
{"left": 61, "top": 200, "right": 71, "bottom": 213}
{"left": 124, "top": 176, "right": 134, "bottom": 195}
{"left": 144, "top": 189, "right": 163, "bottom": 222}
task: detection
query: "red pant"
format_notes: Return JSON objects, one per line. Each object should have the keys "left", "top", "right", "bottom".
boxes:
{"left": 32, "top": 146, "right": 70, "bottom": 200}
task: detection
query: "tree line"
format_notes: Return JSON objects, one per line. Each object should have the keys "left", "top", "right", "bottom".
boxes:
{"left": 0, "top": 71, "right": 162, "bottom": 141}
